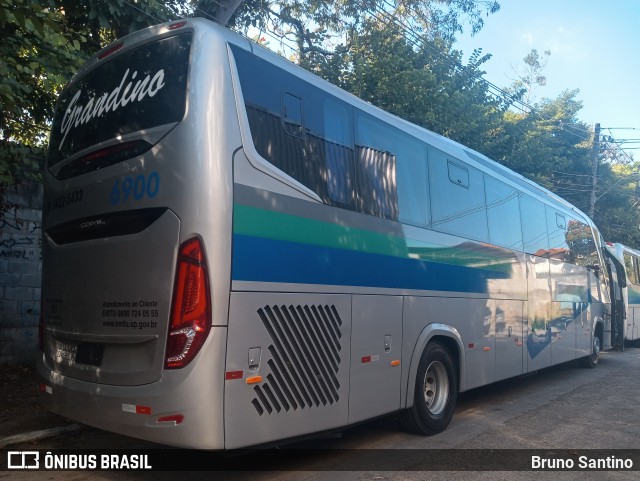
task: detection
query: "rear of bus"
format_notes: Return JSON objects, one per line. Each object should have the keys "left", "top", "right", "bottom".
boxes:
{"left": 37, "top": 19, "right": 239, "bottom": 449}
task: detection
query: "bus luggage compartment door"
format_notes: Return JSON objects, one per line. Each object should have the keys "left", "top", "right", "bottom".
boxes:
{"left": 224, "top": 292, "right": 351, "bottom": 449}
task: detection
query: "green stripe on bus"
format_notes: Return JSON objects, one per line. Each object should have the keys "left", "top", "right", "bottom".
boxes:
{"left": 233, "top": 203, "right": 514, "bottom": 274}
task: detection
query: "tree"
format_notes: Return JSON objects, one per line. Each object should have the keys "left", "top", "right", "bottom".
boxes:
{"left": 591, "top": 160, "right": 640, "bottom": 246}
{"left": 0, "top": 0, "right": 182, "bottom": 220}
{"left": 218, "top": 1, "right": 500, "bottom": 64}
{"left": 485, "top": 89, "right": 592, "bottom": 192}
{"left": 314, "top": 16, "right": 504, "bottom": 153}
{"left": 0, "top": 0, "right": 86, "bottom": 218}
{"left": 509, "top": 48, "right": 551, "bottom": 109}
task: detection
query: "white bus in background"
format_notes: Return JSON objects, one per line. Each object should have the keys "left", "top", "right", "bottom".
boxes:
{"left": 38, "top": 18, "right": 612, "bottom": 449}
{"left": 610, "top": 242, "right": 640, "bottom": 342}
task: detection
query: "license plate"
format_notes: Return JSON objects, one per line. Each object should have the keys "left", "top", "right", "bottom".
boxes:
{"left": 54, "top": 340, "right": 77, "bottom": 364}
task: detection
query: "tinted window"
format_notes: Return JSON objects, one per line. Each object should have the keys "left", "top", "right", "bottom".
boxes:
{"left": 546, "top": 207, "right": 570, "bottom": 261}
{"left": 429, "top": 149, "right": 488, "bottom": 241}
{"left": 485, "top": 175, "right": 523, "bottom": 251}
{"left": 396, "top": 148, "right": 429, "bottom": 227}
{"left": 520, "top": 195, "right": 548, "bottom": 256}
{"left": 624, "top": 253, "right": 639, "bottom": 285}
{"left": 565, "top": 218, "right": 598, "bottom": 267}
{"left": 49, "top": 34, "right": 192, "bottom": 167}
{"left": 324, "top": 99, "right": 355, "bottom": 206}
{"left": 233, "top": 46, "right": 355, "bottom": 208}
{"left": 355, "top": 112, "right": 425, "bottom": 221}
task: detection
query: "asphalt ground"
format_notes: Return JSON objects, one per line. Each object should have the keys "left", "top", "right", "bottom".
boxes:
{"left": 1, "top": 345, "right": 640, "bottom": 480}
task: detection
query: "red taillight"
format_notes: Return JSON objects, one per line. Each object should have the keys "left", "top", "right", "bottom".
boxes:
{"left": 168, "top": 21, "right": 187, "bottom": 30}
{"left": 98, "top": 42, "right": 124, "bottom": 60}
{"left": 165, "top": 238, "right": 211, "bottom": 369}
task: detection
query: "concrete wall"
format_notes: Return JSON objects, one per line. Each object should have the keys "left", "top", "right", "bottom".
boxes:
{"left": 0, "top": 182, "right": 43, "bottom": 363}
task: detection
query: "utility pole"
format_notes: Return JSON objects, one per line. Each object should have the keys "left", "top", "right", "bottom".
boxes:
{"left": 589, "top": 122, "right": 601, "bottom": 219}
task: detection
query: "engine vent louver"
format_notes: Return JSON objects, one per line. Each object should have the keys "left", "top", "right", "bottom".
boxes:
{"left": 252, "top": 304, "right": 342, "bottom": 416}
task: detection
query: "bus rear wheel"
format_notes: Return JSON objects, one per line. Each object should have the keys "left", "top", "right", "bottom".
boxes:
{"left": 400, "top": 341, "right": 457, "bottom": 435}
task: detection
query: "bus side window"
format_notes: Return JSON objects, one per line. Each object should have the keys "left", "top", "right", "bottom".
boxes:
{"left": 519, "top": 195, "right": 548, "bottom": 256}
{"left": 627, "top": 253, "right": 640, "bottom": 285}
{"left": 354, "top": 111, "right": 403, "bottom": 220}
{"left": 428, "top": 148, "right": 488, "bottom": 242}
{"left": 485, "top": 175, "right": 523, "bottom": 251}
{"left": 546, "top": 207, "right": 570, "bottom": 261}
{"left": 323, "top": 99, "right": 355, "bottom": 208}
{"left": 566, "top": 219, "right": 597, "bottom": 267}
{"left": 396, "top": 144, "right": 429, "bottom": 227}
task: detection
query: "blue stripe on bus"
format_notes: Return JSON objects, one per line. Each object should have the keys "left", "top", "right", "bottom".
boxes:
{"left": 232, "top": 234, "right": 510, "bottom": 293}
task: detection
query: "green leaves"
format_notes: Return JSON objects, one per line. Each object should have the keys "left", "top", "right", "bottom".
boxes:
{"left": 0, "top": 0, "right": 183, "bottom": 217}
{"left": 1, "top": 0, "right": 83, "bottom": 215}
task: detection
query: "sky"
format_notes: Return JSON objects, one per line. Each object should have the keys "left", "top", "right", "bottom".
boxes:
{"left": 453, "top": 0, "right": 640, "bottom": 153}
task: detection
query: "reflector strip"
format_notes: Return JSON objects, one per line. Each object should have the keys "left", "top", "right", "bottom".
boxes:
{"left": 468, "top": 343, "right": 475, "bottom": 349}
{"left": 225, "top": 370, "right": 244, "bottom": 380}
{"left": 136, "top": 405, "right": 152, "bottom": 415}
{"left": 122, "top": 404, "right": 152, "bottom": 415}
{"left": 390, "top": 360, "right": 400, "bottom": 366}
{"left": 361, "top": 356, "right": 371, "bottom": 363}
{"left": 245, "top": 376, "right": 262, "bottom": 384}
{"left": 38, "top": 384, "right": 52, "bottom": 394}
{"left": 483, "top": 347, "right": 491, "bottom": 352}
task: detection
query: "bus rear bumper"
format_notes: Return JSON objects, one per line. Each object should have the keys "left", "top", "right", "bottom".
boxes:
{"left": 35, "top": 338, "right": 226, "bottom": 450}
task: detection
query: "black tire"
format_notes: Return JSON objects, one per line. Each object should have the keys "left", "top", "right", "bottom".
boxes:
{"left": 581, "top": 332, "right": 601, "bottom": 369}
{"left": 400, "top": 341, "right": 458, "bottom": 435}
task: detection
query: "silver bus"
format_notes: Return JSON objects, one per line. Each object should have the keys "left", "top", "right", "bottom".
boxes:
{"left": 38, "top": 18, "right": 611, "bottom": 449}
{"left": 610, "top": 242, "right": 640, "bottom": 342}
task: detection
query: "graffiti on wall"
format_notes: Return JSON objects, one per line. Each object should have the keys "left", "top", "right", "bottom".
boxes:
{"left": 0, "top": 225, "right": 42, "bottom": 261}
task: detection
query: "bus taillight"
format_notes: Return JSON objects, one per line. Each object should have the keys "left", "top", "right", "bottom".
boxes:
{"left": 165, "top": 238, "right": 211, "bottom": 369}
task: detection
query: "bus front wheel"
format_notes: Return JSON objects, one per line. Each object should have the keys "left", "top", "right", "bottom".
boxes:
{"left": 581, "top": 333, "right": 601, "bottom": 369}
{"left": 400, "top": 341, "right": 457, "bottom": 435}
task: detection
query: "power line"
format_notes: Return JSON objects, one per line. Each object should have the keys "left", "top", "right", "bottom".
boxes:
{"left": 121, "top": 0, "right": 167, "bottom": 23}
{"left": 367, "top": 1, "right": 638, "bottom": 165}
{"left": 552, "top": 170, "right": 594, "bottom": 178}
{"left": 372, "top": 0, "right": 531, "bottom": 113}
{"left": 603, "top": 128, "right": 636, "bottom": 163}
{"left": 369, "top": 0, "right": 625, "bottom": 173}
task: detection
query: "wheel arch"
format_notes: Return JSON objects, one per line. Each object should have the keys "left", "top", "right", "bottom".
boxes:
{"left": 594, "top": 316, "right": 605, "bottom": 342}
{"left": 403, "top": 323, "right": 466, "bottom": 409}
{"left": 581, "top": 315, "right": 605, "bottom": 368}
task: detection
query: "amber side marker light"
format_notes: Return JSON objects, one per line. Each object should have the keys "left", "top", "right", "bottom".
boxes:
{"left": 245, "top": 376, "right": 262, "bottom": 384}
